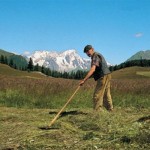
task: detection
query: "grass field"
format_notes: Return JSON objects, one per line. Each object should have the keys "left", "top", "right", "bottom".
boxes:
{"left": 136, "top": 71, "right": 150, "bottom": 77}
{"left": 0, "top": 107, "right": 149, "bottom": 150}
{"left": 111, "top": 66, "right": 150, "bottom": 79}
{"left": 0, "top": 64, "right": 150, "bottom": 149}
{"left": 0, "top": 64, "right": 46, "bottom": 79}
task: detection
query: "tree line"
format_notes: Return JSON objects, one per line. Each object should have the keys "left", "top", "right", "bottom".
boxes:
{"left": 27, "top": 57, "right": 88, "bottom": 79}
{"left": 0, "top": 54, "right": 20, "bottom": 69}
{"left": 109, "top": 59, "right": 150, "bottom": 72}
{"left": 1, "top": 54, "right": 150, "bottom": 79}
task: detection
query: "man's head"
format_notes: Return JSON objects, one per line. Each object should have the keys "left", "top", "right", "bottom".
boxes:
{"left": 84, "top": 45, "right": 94, "bottom": 57}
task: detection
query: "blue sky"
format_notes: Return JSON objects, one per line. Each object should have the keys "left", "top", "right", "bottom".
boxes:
{"left": 0, "top": 0, "right": 150, "bottom": 64}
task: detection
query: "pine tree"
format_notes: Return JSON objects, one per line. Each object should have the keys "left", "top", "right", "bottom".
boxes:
{"left": 0, "top": 55, "right": 5, "bottom": 64}
{"left": 9, "top": 59, "right": 14, "bottom": 67}
{"left": 14, "top": 64, "right": 17, "bottom": 69}
{"left": 41, "top": 65, "right": 45, "bottom": 74}
{"left": 45, "top": 68, "right": 51, "bottom": 76}
{"left": 70, "top": 71, "right": 75, "bottom": 79}
{"left": 4, "top": 56, "right": 8, "bottom": 65}
{"left": 28, "top": 57, "right": 34, "bottom": 71}
{"left": 34, "top": 63, "right": 40, "bottom": 71}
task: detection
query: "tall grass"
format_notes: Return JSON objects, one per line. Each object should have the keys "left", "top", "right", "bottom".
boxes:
{"left": 111, "top": 79, "right": 150, "bottom": 108}
{"left": 0, "top": 76, "right": 150, "bottom": 109}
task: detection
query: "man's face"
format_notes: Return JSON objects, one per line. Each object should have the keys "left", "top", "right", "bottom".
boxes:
{"left": 85, "top": 48, "right": 94, "bottom": 57}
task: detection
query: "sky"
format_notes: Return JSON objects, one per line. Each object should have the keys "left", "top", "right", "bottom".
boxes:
{"left": 0, "top": 0, "right": 150, "bottom": 65}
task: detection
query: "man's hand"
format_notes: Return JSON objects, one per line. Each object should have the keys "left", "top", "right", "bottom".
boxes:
{"left": 79, "top": 80, "right": 85, "bottom": 86}
{"left": 79, "top": 65, "right": 96, "bottom": 86}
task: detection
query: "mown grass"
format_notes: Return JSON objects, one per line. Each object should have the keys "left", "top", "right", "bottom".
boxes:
{"left": 0, "top": 107, "right": 149, "bottom": 149}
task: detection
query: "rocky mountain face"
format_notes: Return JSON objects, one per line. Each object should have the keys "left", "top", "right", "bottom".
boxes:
{"left": 26, "top": 49, "right": 91, "bottom": 72}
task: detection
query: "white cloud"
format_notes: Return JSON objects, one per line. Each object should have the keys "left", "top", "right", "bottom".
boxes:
{"left": 135, "top": 32, "right": 143, "bottom": 38}
{"left": 23, "top": 51, "right": 30, "bottom": 56}
{"left": 12, "top": 51, "right": 19, "bottom": 55}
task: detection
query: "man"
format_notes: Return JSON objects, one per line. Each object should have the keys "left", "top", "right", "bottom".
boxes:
{"left": 79, "top": 45, "right": 113, "bottom": 112}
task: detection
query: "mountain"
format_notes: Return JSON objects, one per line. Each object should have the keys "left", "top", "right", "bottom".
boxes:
{"left": 26, "top": 49, "right": 91, "bottom": 72}
{"left": 0, "top": 49, "right": 111, "bottom": 72}
{"left": 0, "top": 49, "right": 28, "bottom": 68}
{"left": 127, "top": 50, "right": 150, "bottom": 61}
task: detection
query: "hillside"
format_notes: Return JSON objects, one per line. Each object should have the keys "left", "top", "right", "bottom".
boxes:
{"left": 0, "top": 49, "right": 14, "bottom": 57}
{"left": 1, "top": 64, "right": 150, "bottom": 79}
{"left": 0, "top": 63, "right": 46, "bottom": 79}
{"left": 0, "top": 49, "right": 27, "bottom": 69}
{"left": 127, "top": 50, "right": 150, "bottom": 61}
{"left": 111, "top": 66, "right": 150, "bottom": 79}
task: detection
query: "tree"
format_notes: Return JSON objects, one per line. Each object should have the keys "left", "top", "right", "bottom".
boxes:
{"left": 41, "top": 65, "right": 45, "bottom": 74}
{"left": 70, "top": 71, "right": 75, "bottom": 79}
{"left": 9, "top": 59, "right": 14, "bottom": 67}
{"left": 14, "top": 64, "right": 17, "bottom": 69}
{"left": 27, "top": 57, "right": 34, "bottom": 71}
{"left": 4, "top": 56, "right": 8, "bottom": 65}
{"left": 0, "top": 55, "right": 5, "bottom": 64}
{"left": 45, "top": 68, "right": 51, "bottom": 76}
{"left": 63, "top": 71, "right": 69, "bottom": 78}
{"left": 34, "top": 63, "right": 40, "bottom": 71}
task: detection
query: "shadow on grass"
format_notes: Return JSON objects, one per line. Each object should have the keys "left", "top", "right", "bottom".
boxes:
{"left": 38, "top": 126, "right": 59, "bottom": 130}
{"left": 137, "top": 115, "right": 150, "bottom": 122}
{"left": 39, "top": 111, "right": 88, "bottom": 131}
{"left": 49, "top": 110, "right": 88, "bottom": 118}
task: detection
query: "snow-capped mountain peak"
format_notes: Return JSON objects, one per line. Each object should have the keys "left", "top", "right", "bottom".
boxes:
{"left": 24, "top": 49, "right": 112, "bottom": 72}
{"left": 26, "top": 49, "right": 91, "bottom": 72}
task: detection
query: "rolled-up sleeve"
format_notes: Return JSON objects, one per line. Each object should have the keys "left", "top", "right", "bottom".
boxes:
{"left": 91, "top": 54, "right": 101, "bottom": 67}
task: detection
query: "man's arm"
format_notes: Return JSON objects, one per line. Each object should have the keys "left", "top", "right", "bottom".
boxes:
{"left": 79, "top": 65, "right": 96, "bottom": 86}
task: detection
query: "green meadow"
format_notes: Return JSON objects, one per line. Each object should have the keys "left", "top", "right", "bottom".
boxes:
{"left": 0, "top": 64, "right": 150, "bottom": 149}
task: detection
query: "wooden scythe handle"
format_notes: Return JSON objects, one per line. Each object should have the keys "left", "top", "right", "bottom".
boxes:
{"left": 48, "top": 86, "right": 80, "bottom": 127}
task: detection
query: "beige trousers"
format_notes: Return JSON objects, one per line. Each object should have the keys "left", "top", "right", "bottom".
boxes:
{"left": 93, "top": 74, "right": 113, "bottom": 112}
